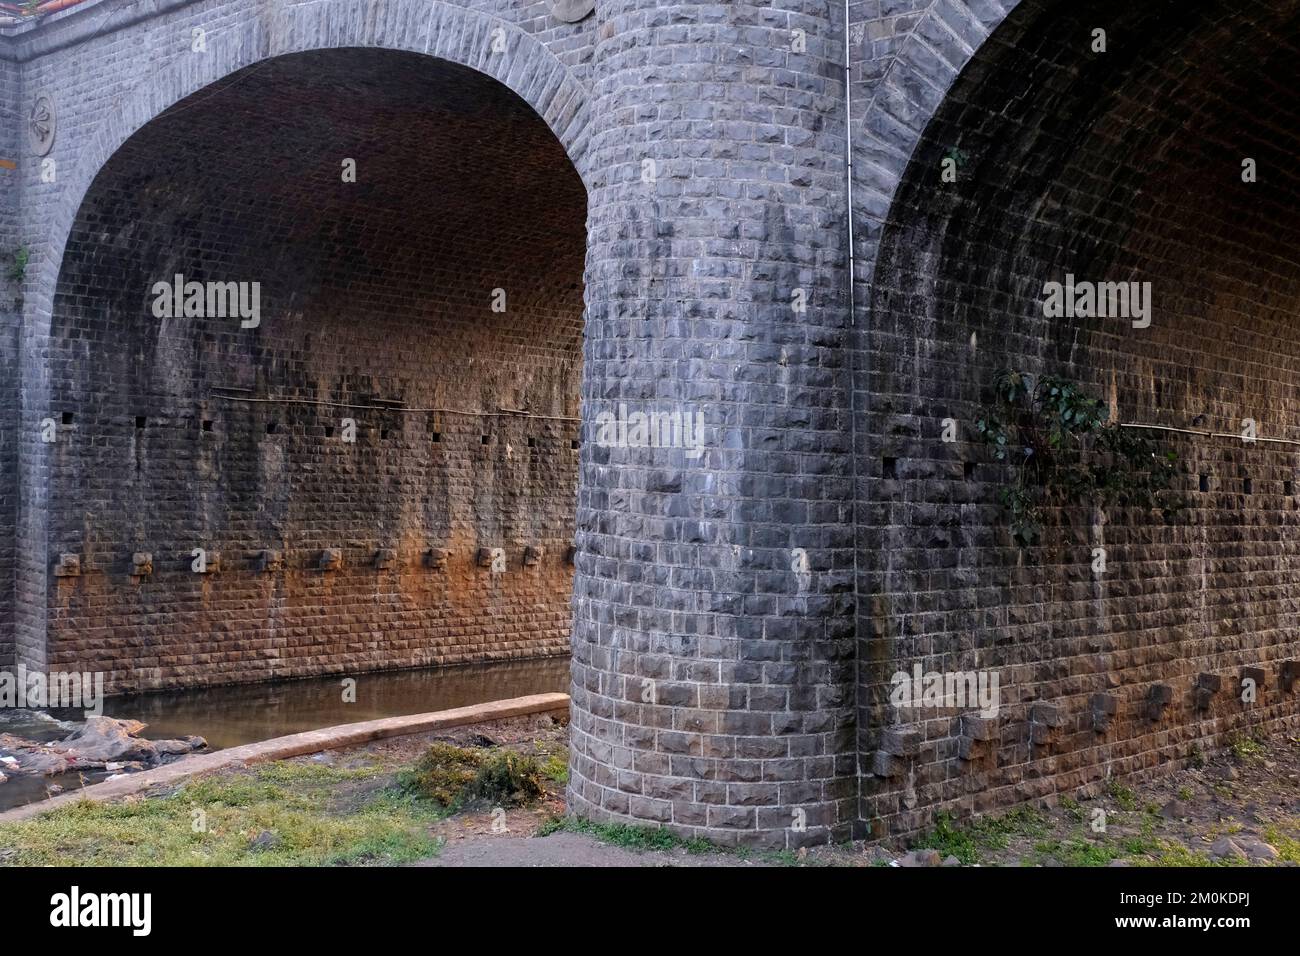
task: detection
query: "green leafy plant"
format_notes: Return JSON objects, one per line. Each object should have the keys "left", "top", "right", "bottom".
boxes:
{"left": 944, "top": 146, "right": 969, "bottom": 167}
{"left": 399, "top": 742, "right": 480, "bottom": 806}
{"left": 460, "top": 750, "right": 545, "bottom": 808}
{"left": 1107, "top": 779, "right": 1138, "bottom": 812}
{"left": 542, "top": 753, "right": 568, "bottom": 785}
{"left": 8, "top": 246, "right": 29, "bottom": 284}
{"left": 399, "top": 742, "right": 545, "bottom": 809}
{"left": 975, "top": 370, "right": 1181, "bottom": 545}
{"left": 1229, "top": 734, "right": 1266, "bottom": 763}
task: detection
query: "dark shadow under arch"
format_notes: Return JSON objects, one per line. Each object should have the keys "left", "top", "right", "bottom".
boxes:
{"left": 46, "top": 47, "right": 587, "bottom": 691}
{"left": 858, "top": 0, "right": 1300, "bottom": 831}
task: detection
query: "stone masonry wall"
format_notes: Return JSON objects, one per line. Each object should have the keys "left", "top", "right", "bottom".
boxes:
{"left": 3, "top": 0, "right": 597, "bottom": 680}
{"left": 0, "top": 51, "right": 18, "bottom": 668}
{"left": 46, "top": 47, "right": 586, "bottom": 692}
{"left": 2, "top": 0, "right": 1299, "bottom": 846}
{"left": 569, "top": 0, "right": 856, "bottom": 850}
{"left": 857, "top": 0, "right": 1300, "bottom": 835}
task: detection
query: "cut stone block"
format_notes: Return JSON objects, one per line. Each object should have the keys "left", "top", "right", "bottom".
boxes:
{"left": 879, "top": 727, "right": 921, "bottom": 757}
{"left": 1030, "top": 703, "right": 1063, "bottom": 727}
{"left": 1194, "top": 673, "right": 1220, "bottom": 711}
{"left": 1146, "top": 683, "right": 1174, "bottom": 721}
{"left": 1090, "top": 693, "right": 1119, "bottom": 722}
{"left": 961, "top": 713, "right": 997, "bottom": 742}
{"left": 254, "top": 549, "right": 283, "bottom": 573}
{"left": 477, "top": 547, "right": 506, "bottom": 573}
{"left": 1240, "top": 666, "right": 1268, "bottom": 700}
{"left": 1281, "top": 660, "right": 1299, "bottom": 693}
{"left": 871, "top": 749, "right": 902, "bottom": 778}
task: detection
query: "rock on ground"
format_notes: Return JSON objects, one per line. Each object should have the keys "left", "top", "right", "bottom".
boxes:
{"left": 0, "top": 716, "right": 207, "bottom": 776}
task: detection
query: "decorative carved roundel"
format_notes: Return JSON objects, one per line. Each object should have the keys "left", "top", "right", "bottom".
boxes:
{"left": 29, "top": 90, "right": 56, "bottom": 156}
{"left": 551, "top": 0, "right": 595, "bottom": 23}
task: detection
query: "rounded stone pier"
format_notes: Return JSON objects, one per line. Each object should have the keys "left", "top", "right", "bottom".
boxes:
{"left": 568, "top": 0, "right": 857, "bottom": 849}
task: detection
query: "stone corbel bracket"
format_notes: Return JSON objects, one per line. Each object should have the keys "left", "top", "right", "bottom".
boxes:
{"left": 1029, "top": 702, "right": 1063, "bottom": 747}
{"left": 254, "top": 549, "right": 284, "bottom": 573}
{"left": 957, "top": 713, "right": 997, "bottom": 762}
{"left": 1090, "top": 693, "right": 1118, "bottom": 734}
{"left": 872, "top": 727, "right": 920, "bottom": 779}
{"left": 1146, "top": 683, "right": 1173, "bottom": 722}
{"left": 477, "top": 547, "right": 505, "bottom": 572}
{"left": 1280, "top": 660, "right": 1299, "bottom": 694}
{"left": 1240, "top": 666, "right": 1268, "bottom": 703}
{"left": 1193, "top": 673, "right": 1221, "bottom": 712}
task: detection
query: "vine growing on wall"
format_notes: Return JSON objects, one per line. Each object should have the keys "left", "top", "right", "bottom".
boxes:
{"left": 974, "top": 370, "right": 1182, "bottom": 546}
{"left": 7, "top": 246, "right": 28, "bottom": 283}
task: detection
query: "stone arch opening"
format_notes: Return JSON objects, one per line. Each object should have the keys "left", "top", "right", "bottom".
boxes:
{"left": 45, "top": 47, "right": 587, "bottom": 691}
{"left": 860, "top": 0, "right": 1300, "bottom": 832}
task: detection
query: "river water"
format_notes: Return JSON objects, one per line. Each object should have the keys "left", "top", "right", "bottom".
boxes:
{"left": 0, "top": 655, "right": 569, "bottom": 813}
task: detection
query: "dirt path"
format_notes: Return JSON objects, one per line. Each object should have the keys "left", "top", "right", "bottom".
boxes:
{"left": 416, "top": 830, "right": 762, "bottom": 867}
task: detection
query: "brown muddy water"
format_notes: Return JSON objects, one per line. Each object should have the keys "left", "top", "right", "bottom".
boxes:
{"left": 0, "top": 655, "right": 569, "bottom": 813}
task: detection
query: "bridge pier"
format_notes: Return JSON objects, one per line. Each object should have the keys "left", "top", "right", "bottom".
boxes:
{"left": 568, "top": 0, "right": 857, "bottom": 849}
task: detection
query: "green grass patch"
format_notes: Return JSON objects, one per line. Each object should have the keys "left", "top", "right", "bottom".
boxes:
{"left": 1130, "top": 840, "right": 1220, "bottom": 867}
{"left": 1032, "top": 838, "right": 1123, "bottom": 867}
{"left": 913, "top": 807, "right": 1049, "bottom": 865}
{"left": 1229, "top": 735, "right": 1267, "bottom": 763}
{"left": 1059, "top": 796, "right": 1086, "bottom": 824}
{"left": 538, "top": 815, "right": 716, "bottom": 855}
{"left": 1262, "top": 822, "right": 1300, "bottom": 864}
{"left": 914, "top": 813, "right": 981, "bottom": 864}
{"left": 1107, "top": 780, "right": 1138, "bottom": 812}
{"left": 0, "top": 762, "right": 440, "bottom": 867}
{"left": 542, "top": 754, "right": 569, "bottom": 785}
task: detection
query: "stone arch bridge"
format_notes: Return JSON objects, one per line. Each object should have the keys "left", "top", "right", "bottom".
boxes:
{"left": 0, "top": 0, "right": 1296, "bottom": 847}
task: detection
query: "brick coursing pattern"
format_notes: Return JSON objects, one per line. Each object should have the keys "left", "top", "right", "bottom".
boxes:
{"left": 0, "top": 54, "right": 17, "bottom": 668}
{"left": 45, "top": 47, "right": 585, "bottom": 692}
{"left": 0, "top": 0, "right": 1296, "bottom": 848}
{"left": 856, "top": 0, "right": 1300, "bottom": 835}
{"left": 567, "top": 0, "right": 855, "bottom": 850}
{"left": 4, "top": 0, "right": 595, "bottom": 680}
